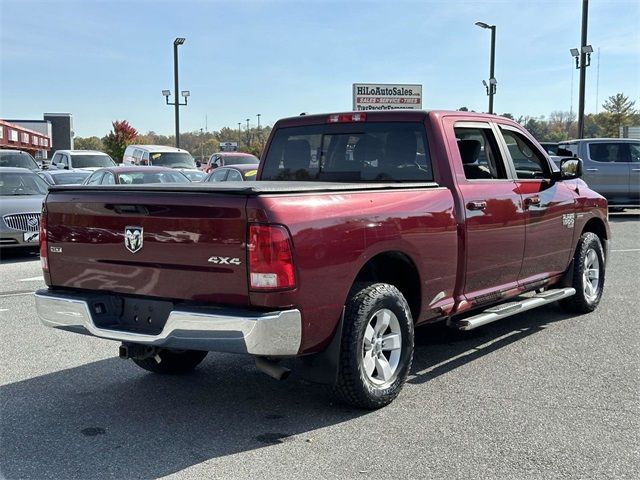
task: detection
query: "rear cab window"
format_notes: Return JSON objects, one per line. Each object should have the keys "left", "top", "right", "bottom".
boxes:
{"left": 261, "top": 122, "right": 433, "bottom": 182}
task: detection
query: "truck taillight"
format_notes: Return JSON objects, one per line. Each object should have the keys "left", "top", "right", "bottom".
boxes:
{"left": 326, "top": 113, "right": 367, "bottom": 123}
{"left": 39, "top": 209, "right": 48, "bottom": 272}
{"left": 248, "top": 224, "right": 296, "bottom": 291}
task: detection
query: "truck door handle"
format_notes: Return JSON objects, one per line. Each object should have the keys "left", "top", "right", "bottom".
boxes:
{"left": 524, "top": 196, "right": 541, "bottom": 207}
{"left": 586, "top": 168, "right": 599, "bottom": 172}
{"left": 466, "top": 201, "right": 487, "bottom": 210}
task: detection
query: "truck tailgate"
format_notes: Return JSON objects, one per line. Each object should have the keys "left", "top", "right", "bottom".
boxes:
{"left": 45, "top": 189, "right": 249, "bottom": 305}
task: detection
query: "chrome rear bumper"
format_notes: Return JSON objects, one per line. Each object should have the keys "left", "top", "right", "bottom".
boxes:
{"left": 34, "top": 289, "right": 302, "bottom": 356}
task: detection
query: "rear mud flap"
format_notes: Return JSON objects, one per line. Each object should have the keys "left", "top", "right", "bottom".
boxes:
{"left": 298, "top": 310, "right": 344, "bottom": 386}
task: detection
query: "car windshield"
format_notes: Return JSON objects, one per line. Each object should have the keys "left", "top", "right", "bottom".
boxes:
{"left": 72, "top": 154, "right": 116, "bottom": 168}
{"left": 0, "top": 171, "right": 49, "bottom": 195}
{"left": 261, "top": 122, "right": 433, "bottom": 182}
{"left": 224, "top": 155, "right": 259, "bottom": 165}
{"left": 117, "top": 171, "right": 190, "bottom": 184}
{"left": 149, "top": 152, "right": 196, "bottom": 168}
{"left": 53, "top": 172, "right": 91, "bottom": 185}
{"left": 0, "top": 152, "right": 39, "bottom": 170}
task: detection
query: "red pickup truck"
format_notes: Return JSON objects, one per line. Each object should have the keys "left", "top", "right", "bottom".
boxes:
{"left": 35, "top": 110, "right": 609, "bottom": 409}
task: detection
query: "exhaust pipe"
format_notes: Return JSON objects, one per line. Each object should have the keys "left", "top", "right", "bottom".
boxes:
{"left": 255, "top": 356, "right": 291, "bottom": 381}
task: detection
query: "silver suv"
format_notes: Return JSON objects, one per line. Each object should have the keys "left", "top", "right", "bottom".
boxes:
{"left": 558, "top": 138, "right": 640, "bottom": 208}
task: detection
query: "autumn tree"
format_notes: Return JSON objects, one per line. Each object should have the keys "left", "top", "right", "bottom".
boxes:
{"left": 102, "top": 120, "right": 138, "bottom": 162}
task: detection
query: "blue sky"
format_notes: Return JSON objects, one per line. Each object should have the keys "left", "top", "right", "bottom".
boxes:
{"left": 1, "top": 0, "right": 638, "bottom": 138}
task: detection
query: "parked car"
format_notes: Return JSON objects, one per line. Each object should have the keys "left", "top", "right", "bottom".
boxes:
{"left": 202, "top": 164, "right": 258, "bottom": 182}
{"left": 176, "top": 169, "right": 205, "bottom": 181}
{"left": 122, "top": 145, "right": 196, "bottom": 169}
{"left": 199, "top": 152, "right": 259, "bottom": 173}
{"left": 83, "top": 166, "right": 191, "bottom": 185}
{"left": 38, "top": 170, "right": 91, "bottom": 185}
{"left": 0, "top": 168, "right": 48, "bottom": 248}
{"left": 49, "top": 150, "right": 116, "bottom": 171}
{"left": 557, "top": 138, "right": 640, "bottom": 208}
{"left": 36, "top": 110, "right": 609, "bottom": 409}
{"left": 0, "top": 149, "right": 40, "bottom": 172}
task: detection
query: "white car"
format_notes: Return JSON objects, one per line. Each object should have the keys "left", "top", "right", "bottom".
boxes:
{"left": 49, "top": 150, "right": 116, "bottom": 171}
{"left": 122, "top": 145, "right": 196, "bottom": 169}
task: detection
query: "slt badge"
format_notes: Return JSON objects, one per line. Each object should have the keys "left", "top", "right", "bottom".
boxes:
{"left": 125, "top": 226, "right": 144, "bottom": 253}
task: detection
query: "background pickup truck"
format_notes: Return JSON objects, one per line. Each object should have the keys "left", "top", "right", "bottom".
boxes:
{"left": 36, "top": 110, "right": 610, "bottom": 409}
{"left": 557, "top": 138, "right": 640, "bottom": 209}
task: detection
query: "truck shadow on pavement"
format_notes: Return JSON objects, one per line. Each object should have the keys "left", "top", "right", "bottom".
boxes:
{"left": 0, "top": 305, "right": 573, "bottom": 479}
{"left": 0, "top": 247, "right": 40, "bottom": 265}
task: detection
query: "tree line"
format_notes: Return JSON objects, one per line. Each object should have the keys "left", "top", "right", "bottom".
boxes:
{"left": 76, "top": 92, "right": 637, "bottom": 162}
{"left": 459, "top": 92, "right": 638, "bottom": 143}
{"left": 75, "top": 122, "right": 272, "bottom": 163}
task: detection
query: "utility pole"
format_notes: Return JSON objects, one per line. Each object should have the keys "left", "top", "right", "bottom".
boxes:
{"left": 238, "top": 122, "right": 241, "bottom": 148}
{"left": 246, "top": 118, "right": 250, "bottom": 147}
{"left": 475, "top": 22, "right": 497, "bottom": 114}
{"left": 577, "top": 0, "right": 589, "bottom": 138}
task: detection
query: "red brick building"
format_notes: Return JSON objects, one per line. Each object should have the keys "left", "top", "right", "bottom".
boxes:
{"left": 0, "top": 120, "right": 51, "bottom": 157}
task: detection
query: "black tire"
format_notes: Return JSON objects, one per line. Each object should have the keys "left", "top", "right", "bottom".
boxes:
{"left": 132, "top": 348, "right": 208, "bottom": 374}
{"left": 334, "top": 283, "right": 414, "bottom": 409}
{"left": 560, "top": 232, "right": 605, "bottom": 313}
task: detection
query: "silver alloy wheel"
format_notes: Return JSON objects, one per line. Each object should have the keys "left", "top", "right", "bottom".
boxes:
{"left": 362, "top": 308, "right": 402, "bottom": 385}
{"left": 583, "top": 247, "right": 600, "bottom": 302}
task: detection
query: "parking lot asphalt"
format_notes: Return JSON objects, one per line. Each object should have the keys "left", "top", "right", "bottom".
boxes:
{"left": 0, "top": 213, "right": 638, "bottom": 480}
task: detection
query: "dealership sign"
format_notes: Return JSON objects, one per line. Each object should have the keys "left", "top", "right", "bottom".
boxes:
{"left": 219, "top": 142, "right": 238, "bottom": 152}
{"left": 352, "top": 83, "right": 422, "bottom": 111}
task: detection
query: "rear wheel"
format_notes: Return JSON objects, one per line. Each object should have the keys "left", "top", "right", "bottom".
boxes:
{"left": 560, "top": 232, "right": 605, "bottom": 313}
{"left": 334, "top": 283, "right": 414, "bottom": 409}
{"left": 132, "top": 349, "right": 208, "bottom": 374}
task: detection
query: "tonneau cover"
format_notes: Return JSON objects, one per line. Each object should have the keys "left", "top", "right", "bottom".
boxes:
{"left": 48, "top": 181, "right": 440, "bottom": 195}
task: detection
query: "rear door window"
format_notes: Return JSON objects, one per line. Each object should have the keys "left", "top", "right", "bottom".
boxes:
{"left": 588, "top": 142, "right": 626, "bottom": 163}
{"left": 454, "top": 125, "right": 507, "bottom": 180}
{"left": 261, "top": 122, "right": 432, "bottom": 182}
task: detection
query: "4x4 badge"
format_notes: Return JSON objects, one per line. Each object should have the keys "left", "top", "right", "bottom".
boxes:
{"left": 124, "top": 226, "right": 143, "bottom": 253}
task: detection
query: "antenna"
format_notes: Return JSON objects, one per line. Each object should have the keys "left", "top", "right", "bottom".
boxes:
{"left": 595, "top": 47, "right": 600, "bottom": 114}
{"left": 570, "top": 64, "right": 574, "bottom": 117}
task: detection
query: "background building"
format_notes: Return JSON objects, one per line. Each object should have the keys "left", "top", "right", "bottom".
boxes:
{"left": 3, "top": 113, "right": 73, "bottom": 158}
{"left": 0, "top": 120, "right": 52, "bottom": 158}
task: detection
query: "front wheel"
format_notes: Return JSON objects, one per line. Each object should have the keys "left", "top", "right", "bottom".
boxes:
{"left": 132, "top": 348, "right": 208, "bottom": 374}
{"left": 334, "top": 283, "right": 414, "bottom": 409}
{"left": 560, "top": 232, "right": 605, "bottom": 313}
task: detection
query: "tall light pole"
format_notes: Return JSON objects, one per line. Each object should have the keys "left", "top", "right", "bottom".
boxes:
{"left": 238, "top": 122, "right": 241, "bottom": 148}
{"left": 475, "top": 21, "right": 497, "bottom": 114}
{"left": 162, "top": 37, "right": 189, "bottom": 148}
{"left": 571, "top": 0, "right": 591, "bottom": 138}
{"left": 256, "top": 113, "right": 262, "bottom": 148}
{"left": 246, "top": 118, "right": 251, "bottom": 147}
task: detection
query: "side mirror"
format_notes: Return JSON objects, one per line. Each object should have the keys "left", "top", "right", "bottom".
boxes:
{"left": 195, "top": 160, "right": 201, "bottom": 168}
{"left": 64, "top": 164, "right": 69, "bottom": 170}
{"left": 560, "top": 157, "right": 582, "bottom": 180}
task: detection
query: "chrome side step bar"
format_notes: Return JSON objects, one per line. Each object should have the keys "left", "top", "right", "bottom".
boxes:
{"left": 453, "top": 288, "right": 576, "bottom": 331}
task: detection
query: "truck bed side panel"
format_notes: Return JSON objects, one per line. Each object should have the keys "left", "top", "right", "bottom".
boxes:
{"left": 247, "top": 187, "right": 458, "bottom": 353}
